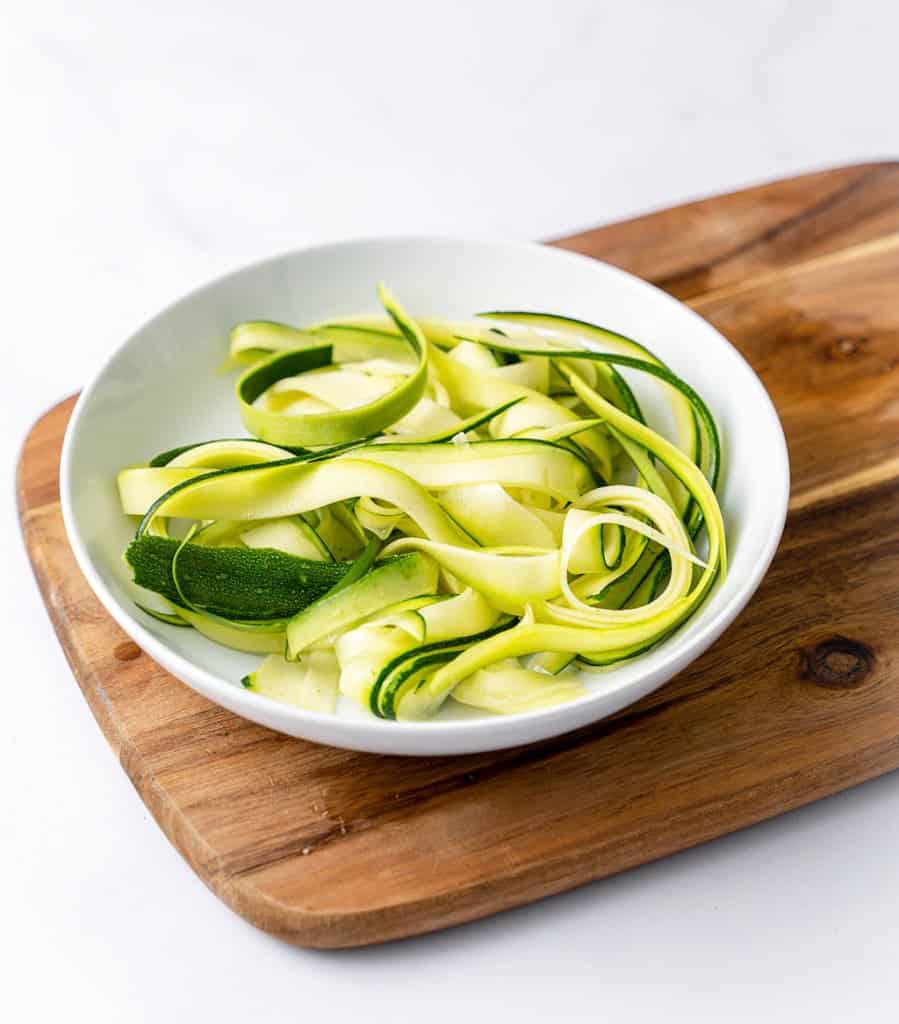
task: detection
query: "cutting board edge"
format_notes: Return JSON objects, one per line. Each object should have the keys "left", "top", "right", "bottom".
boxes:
{"left": 20, "top": 161, "right": 899, "bottom": 948}
{"left": 18, "top": 397, "right": 899, "bottom": 948}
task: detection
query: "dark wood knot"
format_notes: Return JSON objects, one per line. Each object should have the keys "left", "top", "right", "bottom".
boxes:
{"left": 800, "top": 636, "right": 873, "bottom": 690}
{"left": 830, "top": 336, "right": 865, "bottom": 358}
{"left": 114, "top": 641, "right": 142, "bottom": 662}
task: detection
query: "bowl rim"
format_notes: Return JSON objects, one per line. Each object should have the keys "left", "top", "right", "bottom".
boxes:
{"left": 60, "top": 234, "right": 790, "bottom": 743}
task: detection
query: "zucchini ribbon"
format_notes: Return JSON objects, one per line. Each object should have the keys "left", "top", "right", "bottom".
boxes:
{"left": 117, "top": 285, "right": 726, "bottom": 720}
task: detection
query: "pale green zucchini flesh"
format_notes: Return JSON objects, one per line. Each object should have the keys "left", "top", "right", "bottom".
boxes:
{"left": 242, "top": 652, "right": 339, "bottom": 713}
{"left": 286, "top": 551, "right": 439, "bottom": 659}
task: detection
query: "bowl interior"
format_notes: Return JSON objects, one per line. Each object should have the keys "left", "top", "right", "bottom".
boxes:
{"left": 62, "top": 237, "right": 788, "bottom": 754}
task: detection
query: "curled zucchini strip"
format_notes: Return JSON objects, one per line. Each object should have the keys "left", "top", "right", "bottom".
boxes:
{"left": 236, "top": 286, "right": 429, "bottom": 446}
{"left": 382, "top": 537, "right": 562, "bottom": 615}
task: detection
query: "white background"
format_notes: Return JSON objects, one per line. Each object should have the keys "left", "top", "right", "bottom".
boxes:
{"left": 4, "top": 1, "right": 899, "bottom": 1020}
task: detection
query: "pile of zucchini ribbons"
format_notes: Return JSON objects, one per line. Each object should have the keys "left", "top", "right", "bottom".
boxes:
{"left": 117, "top": 285, "right": 726, "bottom": 720}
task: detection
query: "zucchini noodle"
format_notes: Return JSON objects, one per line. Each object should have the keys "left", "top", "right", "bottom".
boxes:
{"left": 117, "top": 284, "right": 726, "bottom": 720}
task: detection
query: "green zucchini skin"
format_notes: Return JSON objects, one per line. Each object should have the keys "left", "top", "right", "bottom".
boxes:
{"left": 238, "top": 345, "right": 333, "bottom": 406}
{"left": 149, "top": 439, "right": 309, "bottom": 467}
{"left": 148, "top": 436, "right": 369, "bottom": 468}
{"left": 369, "top": 618, "right": 516, "bottom": 719}
{"left": 125, "top": 536, "right": 350, "bottom": 621}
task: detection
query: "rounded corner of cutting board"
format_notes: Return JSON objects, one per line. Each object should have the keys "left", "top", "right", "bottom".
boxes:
{"left": 218, "top": 880, "right": 430, "bottom": 950}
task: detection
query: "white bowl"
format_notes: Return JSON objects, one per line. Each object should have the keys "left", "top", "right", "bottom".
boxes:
{"left": 61, "top": 237, "right": 789, "bottom": 756}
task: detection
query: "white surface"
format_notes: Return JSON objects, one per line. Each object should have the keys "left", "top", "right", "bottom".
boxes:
{"left": 3, "top": 0, "right": 898, "bottom": 1019}
{"left": 62, "top": 235, "right": 787, "bottom": 754}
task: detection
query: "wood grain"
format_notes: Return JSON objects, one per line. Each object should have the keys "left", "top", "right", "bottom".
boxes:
{"left": 557, "top": 161, "right": 899, "bottom": 298}
{"left": 18, "top": 163, "right": 899, "bottom": 948}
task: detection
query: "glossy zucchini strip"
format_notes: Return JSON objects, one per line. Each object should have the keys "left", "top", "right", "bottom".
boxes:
{"left": 118, "top": 286, "right": 727, "bottom": 720}
{"left": 236, "top": 286, "right": 429, "bottom": 446}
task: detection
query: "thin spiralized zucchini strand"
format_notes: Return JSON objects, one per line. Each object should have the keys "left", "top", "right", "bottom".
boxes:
{"left": 266, "top": 365, "right": 406, "bottom": 409}
{"left": 452, "top": 329, "right": 645, "bottom": 427}
{"left": 559, "top": 365, "right": 726, "bottom": 574}
{"left": 517, "top": 418, "right": 680, "bottom": 520}
{"left": 333, "top": 587, "right": 498, "bottom": 710}
{"left": 395, "top": 451, "right": 726, "bottom": 719}
{"left": 236, "top": 326, "right": 423, "bottom": 446}
{"left": 182, "top": 608, "right": 287, "bottom": 654}
{"left": 371, "top": 618, "right": 518, "bottom": 719}
{"left": 555, "top": 506, "right": 701, "bottom": 627}
{"left": 354, "top": 495, "right": 410, "bottom": 539}
{"left": 567, "top": 521, "right": 649, "bottom": 591}
{"left": 471, "top": 331, "right": 720, "bottom": 497}
{"left": 141, "top": 587, "right": 289, "bottom": 652}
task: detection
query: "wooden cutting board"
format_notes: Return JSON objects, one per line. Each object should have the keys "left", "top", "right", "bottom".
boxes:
{"left": 18, "top": 162, "right": 899, "bottom": 948}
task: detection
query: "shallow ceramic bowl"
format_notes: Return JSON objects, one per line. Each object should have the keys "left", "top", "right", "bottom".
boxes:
{"left": 61, "top": 237, "right": 789, "bottom": 755}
